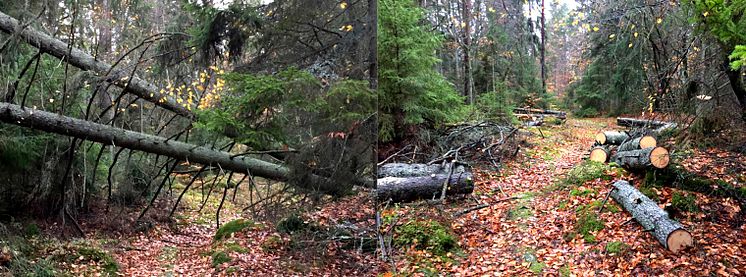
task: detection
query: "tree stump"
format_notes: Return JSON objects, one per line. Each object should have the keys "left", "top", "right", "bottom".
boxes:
{"left": 589, "top": 146, "right": 611, "bottom": 163}
{"left": 610, "top": 180, "right": 693, "bottom": 253}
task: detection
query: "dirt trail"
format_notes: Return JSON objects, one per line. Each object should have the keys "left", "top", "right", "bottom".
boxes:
{"left": 448, "top": 118, "right": 745, "bottom": 276}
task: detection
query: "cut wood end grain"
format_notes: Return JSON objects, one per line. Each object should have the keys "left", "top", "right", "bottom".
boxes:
{"left": 590, "top": 147, "right": 609, "bottom": 162}
{"left": 595, "top": 132, "right": 606, "bottom": 144}
{"left": 650, "top": 146, "right": 670, "bottom": 168}
{"left": 639, "top": 135, "right": 657, "bottom": 149}
{"left": 667, "top": 229, "right": 693, "bottom": 253}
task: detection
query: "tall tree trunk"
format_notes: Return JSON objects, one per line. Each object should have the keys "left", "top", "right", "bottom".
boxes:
{"left": 0, "top": 102, "right": 365, "bottom": 195}
{"left": 369, "top": 0, "right": 378, "bottom": 90}
{"left": 540, "top": 0, "right": 546, "bottom": 94}
{"left": 94, "top": 0, "right": 114, "bottom": 123}
{"left": 462, "top": 0, "right": 473, "bottom": 104}
{"left": 724, "top": 57, "right": 746, "bottom": 115}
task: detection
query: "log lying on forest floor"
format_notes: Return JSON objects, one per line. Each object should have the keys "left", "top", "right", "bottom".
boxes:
{"left": 610, "top": 180, "right": 693, "bottom": 253}
{"left": 0, "top": 11, "right": 192, "bottom": 117}
{"left": 513, "top": 108, "right": 567, "bottom": 119}
{"left": 617, "top": 135, "right": 657, "bottom": 152}
{"left": 377, "top": 163, "right": 467, "bottom": 178}
{"left": 0, "top": 102, "right": 371, "bottom": 195}
{"left": 595, "top": 131, "right": 630, "bottom": 145}
{"left": 616, "top": 117, "right": 678, "bottom": 134}
{"left": 376, "top": 172, "right": 474, "bottom": 203}
{"left": 589, "top": 146, "right": 611, "bottom": 163}
{"left": 614, "top": 146, "right": 670, "bottom": 170}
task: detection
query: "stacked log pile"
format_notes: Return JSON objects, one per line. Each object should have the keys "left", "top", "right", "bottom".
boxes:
{"left": 588, "top": 118, "right": 675, "bottom": 171}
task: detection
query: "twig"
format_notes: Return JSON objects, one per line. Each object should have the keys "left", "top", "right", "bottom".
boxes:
{"left": 439, "top": 160, "right": 456, "bottom": 201}
{"left": 453, "top": 196, "right": 519, "bottom": 217}
{"left": 598, "top": 187, "right": 617, "bottom": 214}
{"left": 377, "top": 145, "right": 411, "bottom": 166}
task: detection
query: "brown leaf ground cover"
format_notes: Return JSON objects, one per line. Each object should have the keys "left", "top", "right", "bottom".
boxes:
{"left": 381, "top": 118, "right": 745, "bottom": 276}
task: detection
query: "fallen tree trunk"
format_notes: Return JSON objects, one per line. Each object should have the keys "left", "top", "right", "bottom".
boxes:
{"left": 616, "top": 117, "right": 676, "bottom": 130}
{"left": 595, "top": 131, "right": 630, "bottom": 145}
{"left": 589, "top": 146, "right": 611, "bottom": 163}
{"left": 610, "top": 180, "right": 693, "bottom": 253}
{"left": 0, "top": 102, "right": 352, "bottom": 195}
{"left": 614, "top": 147, "right": 670, "bottom": 170}
{"left": 0, "top": 11, "right": 192, "bottom": 118}
{"left": 617, "top": 135, "right": 657, "bottom": 152}
{"left": 377, "top": 163, "right": 467, "bottom": 178}
{"left": 376, "top": 172, "right": 474, "bottom": 203}
{"left": 513, "top": 108, "right": 567, "bottom": 119}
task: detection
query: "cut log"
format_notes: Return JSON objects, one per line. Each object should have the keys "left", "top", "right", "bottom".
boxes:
{"left": 376, "top": 172, "right": 474, "bottom": 203}
{"left": 589, "top": 146, "right": 611, "bottom": 163}
{"left": 617, "top": 135, "right": 657, "bottom": 152}
{"left": 0, "top": 103, "right": 357, "bottom": 195}
{"left": 610, "top": 180, "right": 693, "bottom": 253}
{"left": 0, "top": 11, "right": 192, "bottom": 118}
{"left": 614, "top": 147, "right": 670, "bottom": 170}
{"left": 616, "top": 117, "right": 674, "bottom": 129}
{"left": 595, "top": 131, "right": 630, "bottom": 145}
{"left": 377, "top": 163, "right": 467, "bottom": 178}
{"left": 513, "top": 108, "right": 567, "bottom": 119}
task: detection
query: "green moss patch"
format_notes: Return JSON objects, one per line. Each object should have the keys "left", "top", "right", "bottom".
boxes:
{"left": 214, "top": 219, "right": 254, "bottom": 241}
{"left": 672, "top": 191, "right": 699, "bottom": 213}
{"left": 605, "top": 241, "right": 630, "bottom": 255}
{"left": 394, "top": 219, "right": 457, "bottom": 256}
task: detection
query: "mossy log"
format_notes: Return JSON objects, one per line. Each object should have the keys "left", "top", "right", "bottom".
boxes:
{"left": 617, "top": 135, "right": 657, "bottom": 152}
{"left": 595, "top": 131, "right": 630, "bottom": 145}
{"left": 377, "top": 163, "right": 467, "bottom": 178}
{"left": 376, "top": 172, "right": 474, "bottom": 203}
{"left": 589, "top": 146, "right": 611, "bottom": 163}
{"left": 610, "top": 180, "right": 693, "bottom": 253}
{"left": 614, "top": 147, "right": 670, "bottom": 170}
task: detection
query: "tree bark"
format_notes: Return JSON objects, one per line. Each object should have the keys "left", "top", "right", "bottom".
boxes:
{"left": 610, "top": 180, "right": 693, "bottom": 253}
{"left": 595, "top": 131, "right": 629, "bottom": 145}
{"left": 540, "top": 0, "right": 546, "bottom": 94}
{"left": 462, "top": 0, "right": 473, "bottom": 104}
{"left": 0, "top": 102, "right": 353, "bottom": 195}
{"left": 614, "top": 146, "right": 670, "bottom": 170}
{"left": 617, "top": 135, "right": 657, "bottom": 152}
{"left": 0, "top": 11, "right": 192, "bottom": 118}
{"left": 368, "top": 0, "right": 378, "bottom": 90}
{"left": 616, "top": 117, "right": 675, "bottom": 130}
{"left": 377, "top": 172, "right": 474, "bottom": 203}
{"left": 377, "top": 163, "right": 468, "bottom": 178}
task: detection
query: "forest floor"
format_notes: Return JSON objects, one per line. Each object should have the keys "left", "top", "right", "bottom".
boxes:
{"left": 381, "top": 118, "right": 746, "bottom": 276}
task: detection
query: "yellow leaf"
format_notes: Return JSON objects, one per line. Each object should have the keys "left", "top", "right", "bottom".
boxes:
{"left": 592, "top": 26, "right": 599, "bottom": 32}
{"left": 609, "top": 34, "right": 615, "bottom": 38}
{"left": 629, "top": 43, "right": 633, "bottom": 48}
{"left": 340, "top": 2, "right": 347, "bottom": 9}
{"left": 488, "top": 7, "right": 496, "bottom": 13}
{"left": 634, "top": 32, "right": 639, "bottom": 38}
{"left": 656, "top": 18, "right": 663, "bottom": 24}
{"left": 703, "top": 11, "right": 709, "bottom": 17}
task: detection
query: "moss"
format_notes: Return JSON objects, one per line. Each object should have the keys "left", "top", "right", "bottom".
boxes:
{"left": 671, "top": 191, "right": 699, "bottom": 213}
{"left": 508, "top": 205, "right": 533, "bottom": 220}
{"left": 23, "top": 223, "right": 40, "bottom": 238}
{"left": 557, "top": 200, "right": 568, "bottom": 210}
{"left": 76, "top": 246, "right": 119, "bottom": 275}
{"left": 261, "top": 235, "right": 284, "bottom": 252}
{"left": 394, "top": 219, "right": 457, "bottom": 256}
{"left": 529, "top": 262, "right": 546, "bottom": 274}
{"left": 225, "top": 242, "right": 248, "bottom": 254}
{"left": 605, "top": 241, "right": 629, "bottom": 254}
{"left": 559, "top": 265, "right": 572, "bottom": 277}
{"left": 639, "top": 186, "right": 659, "bottom": 202}
{"left": 570, "top": 188, "right": 596, "bottom": 197}
{"left": 214, "top": 219, "right": 253, "bottom": 241}
{"left": 211, "top": 251, "right": 231, "bottom": 268}
{"left": 575, "top": 210, "right": 604, "bottom": 243}
{"left": 559, "top": 161, "right": 619, "bottom": 189}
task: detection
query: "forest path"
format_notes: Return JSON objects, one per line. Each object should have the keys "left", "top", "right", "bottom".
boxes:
{"left": 446, "top": 118, "right": 744, "bottom": 276}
